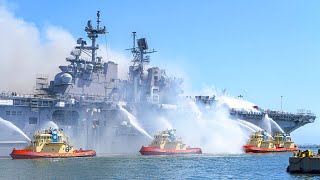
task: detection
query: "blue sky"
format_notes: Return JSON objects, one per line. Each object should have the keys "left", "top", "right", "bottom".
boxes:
{"left": 3, "top": 0, "right": 320, "bottom": 143}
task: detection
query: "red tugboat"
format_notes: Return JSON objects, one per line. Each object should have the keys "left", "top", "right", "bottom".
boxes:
{"left": 139, "top": 129, "right": 202, "bottom": 155}
{"left": 11, "top": 128, "right": 96, "bottom": 159}
{"left": 243, "top": 131, "right": 298, "bottom": 153}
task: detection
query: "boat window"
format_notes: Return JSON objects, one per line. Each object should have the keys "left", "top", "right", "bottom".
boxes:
{"left": 43, "top": 101, "right": 48, "bottom": 107}
{"left": 5, "top": 111, "right": 10, "bottom": 115}
{"left": 38, "top": 101, "right": 43, "bottom": 106}
{"left": 13, "top": 99, "right": 20, "bottom": 105}
{"left": 12, "top": 111, "right": 16, "bottom": 115}
{"left": 17, "top": 111, "right": 22, "bottom": 115}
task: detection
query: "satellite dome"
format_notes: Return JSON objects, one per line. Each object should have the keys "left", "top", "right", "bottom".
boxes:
{"left": 54, "top": 73, "right": 62, "bottom": 85}
{"left": 61, "top": 73, "right": 72, "bottom": 85}
{"left": 54, "top": 72, "right": 72, "bottom": 85}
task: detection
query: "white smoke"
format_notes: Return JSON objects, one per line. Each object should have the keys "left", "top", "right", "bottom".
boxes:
{"left": 217, "top": 96, "right": 259, "bottom": 112}
{"left": 97, "top": 47, "right": 131, "bottom": 79}
{"left": 153, "top": 116, "right": 173, "bottom": 132}
{"left": 168, "top": 99, "right": 250, "bottom": 154}
{"left": 145, "top": 86, "right": 266, "bottom": 154}
{"left": 0, "top": 5, "right": 131, "bottom": 93}
{"left": 0, "top": 5, "right": 74, "bottom": 93}
{"left": 40, "top": 121, "right": 59, "bottom": 130}
{"left": 196, "top": 86, "right": 259, "bottom": 112}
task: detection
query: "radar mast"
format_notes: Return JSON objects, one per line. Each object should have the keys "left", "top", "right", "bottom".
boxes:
{"left": 76, "top": 11, "right": 107, "bottom": 64}
{"left": 127, "top": 32, "right": 156, "bottom": 102}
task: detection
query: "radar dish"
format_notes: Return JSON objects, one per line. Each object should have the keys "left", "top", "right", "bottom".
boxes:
{"left": 138, "top": 38, "right": 148, "bottom": 50}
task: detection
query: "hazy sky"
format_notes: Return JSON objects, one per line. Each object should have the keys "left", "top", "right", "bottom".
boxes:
{"left": 1, "top": 0, "right": 320, "bottom": 144}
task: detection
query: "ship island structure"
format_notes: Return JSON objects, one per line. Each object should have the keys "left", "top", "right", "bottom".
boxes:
{"left": 0, "top": 11, "right": 316, "bottom": 153}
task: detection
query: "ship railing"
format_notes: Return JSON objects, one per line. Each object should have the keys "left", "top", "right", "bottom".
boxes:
{"left": 59, "top": 93, "right": 117, "bottom": 103}
{"left": 264, "top": 109, "right": 315, "bottom": 117}
{"left": 0, "top": 91, "right": 54, "bottom": 99}
{"left": 296, "top": 109, "right": 315, "bottom": 116}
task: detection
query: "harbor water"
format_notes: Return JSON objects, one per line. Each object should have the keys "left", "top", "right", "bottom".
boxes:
{"left": 0, "top": 150, "right": 318, "bottom": 179}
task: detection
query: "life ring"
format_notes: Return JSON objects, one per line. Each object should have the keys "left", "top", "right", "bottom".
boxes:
{"left": 66, "top": 146, "right": 70, "bottom": 152}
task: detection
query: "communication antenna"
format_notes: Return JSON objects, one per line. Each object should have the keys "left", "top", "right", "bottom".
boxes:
{"left": 79, "top": 11, "right": 108, "bottom": 64}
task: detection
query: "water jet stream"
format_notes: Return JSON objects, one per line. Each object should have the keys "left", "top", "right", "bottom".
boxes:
{"left": 41, "top": 121, "right": 59, "bottom": 130}
{"left": 0, "top": 117, "right": 31, "bottom": 141}
{"left": 264, "top": 114, "right": 284, "bottom": 134}
{"left": 118, "top": 106, "right": 153, "bottom": 140}
{"left": 238, "top": 119, "right": 274, "bottom": 139}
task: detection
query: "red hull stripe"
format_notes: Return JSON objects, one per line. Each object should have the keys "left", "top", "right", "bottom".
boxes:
{"left": 243, "top": 146, "right": 299, "bottom": 153}
{"left": 10, "top": 149, "right": 96, "bottom": 159}
{"left": 139, "top": 147, "right": 202, "bottom": 155}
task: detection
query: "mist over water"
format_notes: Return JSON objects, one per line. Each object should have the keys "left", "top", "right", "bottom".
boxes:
{"left": 0, "top": 117, "right": 31, "bottom": 141}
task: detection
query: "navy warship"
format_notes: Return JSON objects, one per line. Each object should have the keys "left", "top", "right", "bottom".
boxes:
{"left": 0, "top": 12, "right": 316, "bottom": 152}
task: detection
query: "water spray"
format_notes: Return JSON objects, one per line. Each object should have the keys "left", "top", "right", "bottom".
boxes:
{"left": 118, "top": 105, "right": 153, "bottom": 140}
{"left": 0, "top": 117, "right": 31, "bottom": 141}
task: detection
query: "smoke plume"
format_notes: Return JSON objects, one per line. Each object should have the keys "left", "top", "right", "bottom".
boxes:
{"left": 0, "top": 5, "right": 131, "bottom": 93}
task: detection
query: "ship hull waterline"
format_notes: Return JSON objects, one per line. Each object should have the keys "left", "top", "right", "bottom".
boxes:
{"left": 139, "top": 146, "right": 202, "bottom": 155}
{"left": 243, "top": 145, "right": 299, "bottom": 153}
{"left": 10, "top": 149, "right": 96, "bottom": 159}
